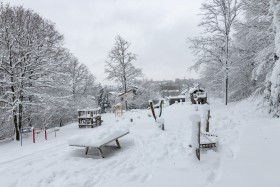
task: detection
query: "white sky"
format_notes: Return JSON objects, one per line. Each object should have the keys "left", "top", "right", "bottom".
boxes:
{"left": 3, "top": 0, "right": 203, "bottom": 84}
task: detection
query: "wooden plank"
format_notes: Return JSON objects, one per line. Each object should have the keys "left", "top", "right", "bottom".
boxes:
{"left": 200, "top": 143, "right": 216, "bottom": 148}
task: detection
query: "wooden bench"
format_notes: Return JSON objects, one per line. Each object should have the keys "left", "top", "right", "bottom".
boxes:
{"left": 189, "top": 114, "right": 218, "bottom": 160}
{"left": 189, "top": 132, "right": 218, "bottom": 148}
{"left": 200, "top": 132, "right": 218, "bottom": 148}
{"left": 69, "top": 130, "right": 129, "bottom": 158}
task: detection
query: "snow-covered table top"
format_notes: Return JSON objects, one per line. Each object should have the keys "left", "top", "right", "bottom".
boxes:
{"left": 68, "top": 124, "right": 129, "bottom": 148}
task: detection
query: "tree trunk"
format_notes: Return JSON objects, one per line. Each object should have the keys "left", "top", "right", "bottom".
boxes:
{"left": 60, "top": 118, "right": 63, "bottom": 127}
{"left": 124, "top": 76, "right": 128, "bottom": 110}
{"left": 225, "top": 32, "right": 229, "bottom": 105}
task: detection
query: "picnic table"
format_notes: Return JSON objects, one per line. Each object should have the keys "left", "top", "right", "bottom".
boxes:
{"left": 68, "top": 128, "right": 129, "bottom": 158}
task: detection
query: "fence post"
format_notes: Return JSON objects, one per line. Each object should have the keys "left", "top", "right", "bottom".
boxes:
{"left": 44, "top": 128, "right": 47, "bottom": 140}
{"left": 149, "top": 100, "right": 156, "bottom": 121}
{"left": 206, "top": 110, "right": 210, "bottom": 132}
{"left": 190, "top": 114, "right": 201, "bottom": 160}
{"left": 203, "top": 105, "right": 210, "bottom": 132}
{"left": 32, "top": 127, "right": 35, "bottom": 143}
{"left": 20, "top": 128, "right": 23, "bottom": 146}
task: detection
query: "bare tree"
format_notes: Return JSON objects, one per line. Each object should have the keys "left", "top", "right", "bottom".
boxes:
{"left": 105, "top": 35, "right": 143, "bottom": 110}
{"left": 189, "top": 0, "right": 241, "bottom": 105}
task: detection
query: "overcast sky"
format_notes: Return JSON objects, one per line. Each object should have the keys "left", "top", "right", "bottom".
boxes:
{"left": 3, "top": 0, "right": 203, "bottom": 84}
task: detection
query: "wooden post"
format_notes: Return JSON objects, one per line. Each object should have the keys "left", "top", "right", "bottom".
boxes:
{"left": 44, "top": 128, "right": 47, "bottom": 140}
{"left": 190, "top": 114, "right": 201, "bottom": 160}
{"left": 20, "top": 128, "right": 23, "bottom": 146}
{"left": 203, "top": 105, "right": 210, "bottom": 132}
{"left": 32, "top": 127, "right": 35, "bottom": 143}
{"left": 206, "top": 110, "right": 210, "bottom": 132}
{"left": 149, "top": 100, "right": 157, "bottom": 121}
{"left": 196, "top": 122, "right": 201, "bottom": 160}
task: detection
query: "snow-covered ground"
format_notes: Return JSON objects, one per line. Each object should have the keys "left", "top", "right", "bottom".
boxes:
{"left": 0, "top": 99, "right": 279, "bottom": 187}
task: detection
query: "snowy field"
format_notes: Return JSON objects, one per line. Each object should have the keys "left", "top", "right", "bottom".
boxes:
{"left": 0, "top": 99, "right": 280, "bottom": 187}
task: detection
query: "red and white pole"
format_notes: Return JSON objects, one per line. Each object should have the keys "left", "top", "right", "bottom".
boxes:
{"left": 32, "top": 127, "right": 35, "bottom": 143}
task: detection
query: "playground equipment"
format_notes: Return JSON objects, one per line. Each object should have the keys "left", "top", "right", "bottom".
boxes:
{"left": 189, "top": 108, "right": 218, "bottom": 160}
{"left": 149, "top": 99, "right": 165, "bottom": 130}
{"left": 189, "top": 86, "right": 207, "bottom": 105}
{"left": 78, "top": 108, "right": 102, "bottom": 128}
{"left": 113, "top": 103, "right": 123, "bottom": 117}
{"left": 20, "top": 127, "right": 59, "bottom": 146}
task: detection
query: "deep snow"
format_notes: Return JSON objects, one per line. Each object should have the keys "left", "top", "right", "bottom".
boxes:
{"left": 0, "top": 99, "right": 279, "bottom": 187}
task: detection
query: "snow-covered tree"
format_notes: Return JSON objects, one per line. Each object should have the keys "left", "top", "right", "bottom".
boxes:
{"left": 0, "top": 4, "right": 66, "bottom": 140}
{"left": 266, "top": 0, "right": 280, "bottom": 116}
{"left": 105, "top": 35, "right": 143, "bottom": 110}
{"left": 0, "top": 4, "right": 98, "bottom": 140}
{"left": 129, "top": 79, "right": 161, "bottom": 109}
{"left": 97, "top": 87, "right": 110, "bottom": 113}
{"left": 189, "top": 0, "right": 241, "bottom": 105}
{"left": 229, "top": 0, "right": 274, "bottom": 101}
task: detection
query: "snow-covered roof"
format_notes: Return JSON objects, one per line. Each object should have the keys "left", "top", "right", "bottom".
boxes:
{"left": 167, "top": 95, "right": 186, "bottom": 99}
{"left": 108, "top": 92, "right": 118, "bottom": 95}
{"left": 189, "top": 87, "right": 205, "bottom": 94}
{"left": 77, "top": 107, "right": 101, "bottom": 112}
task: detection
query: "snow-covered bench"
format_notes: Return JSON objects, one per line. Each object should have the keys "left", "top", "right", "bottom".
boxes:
{"left": 68, "top": 127, "right": 129, "bottom": 158}
{"left": 189, "top": 114, "right": 218, "bottom": 160}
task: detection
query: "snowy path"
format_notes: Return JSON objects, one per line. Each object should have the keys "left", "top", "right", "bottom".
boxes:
{"left": 0, "top": 100, "right": 279, "bottom": 186}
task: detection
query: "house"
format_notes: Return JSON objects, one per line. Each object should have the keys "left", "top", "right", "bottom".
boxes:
{"left": 167, "top": 95, "right": 186, "bottom": 105}
{"left": 108, "top": 92, "right": 119, "bottom": 107}
{"left": 116, "top": 86, "right": 138, "bottom": 108}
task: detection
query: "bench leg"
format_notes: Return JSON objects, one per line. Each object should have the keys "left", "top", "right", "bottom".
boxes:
{"left": 98, "top": 148, "right": 105, "bottom": 158}
{"left": 85, "top": 147, "right": 89, "bottom": 155}
{"left": 116, "top": 139, "right": 121, "bottom": 148}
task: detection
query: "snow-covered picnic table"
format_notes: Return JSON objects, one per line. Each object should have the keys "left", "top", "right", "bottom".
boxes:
{"left": 68, "top": 124, "right": 129, "bottom": 158}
